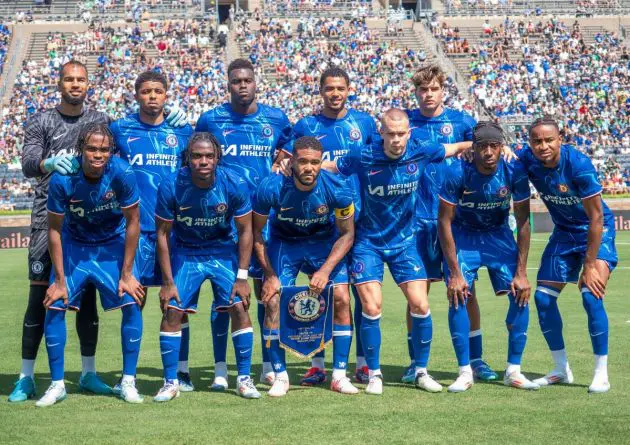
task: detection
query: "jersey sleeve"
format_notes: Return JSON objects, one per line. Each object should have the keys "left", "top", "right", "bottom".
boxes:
{"left": 462, "top": 113, "right": 477, "bottom": 141}
{"left": 573, "top": 152, "right": 603, "bottom": 199}
{"left": 109, "top": 120, "right": 121, "bottom": 155}
{"left": 439, "top": 162, "right": 463, "bottom": 206}
{"left": 362, "top": 114, "right": 378, "bottom": 144}
{"left": 46, "top": 174, "right": 67, "bottom": 215}
{"left": 511, "top": 160, "right": 531, "bottom": 203}
{"left": 115, "top": 161, "right": 140, "bottom": 208}
{"left": 232, "top": 177, "right": 252, "bottom": 218}
{"left": 155, "top": 176, "right": 176, "bottom": 221}
{"left": 252, "top": 177, "right": 275, "bottom": 216}
{"left": 335, "top": 146, "right": 360, "bottom": 176}
{"left": 417, "top": 140, "right": 446, "bottom": 164}
{"left": 332, "top": 177, "right": 355, "bottom": 220}
{"left": 195, "top": 112, "right": 209, "bottom": 132}
{"left": 276, "top": 112, "right": 293, "bottom": 154}
{"left": 20, "top": 114, "right": 46, "bottom": 178}
{"left": 282, "top": 118, "right": 305, "bottom": 156}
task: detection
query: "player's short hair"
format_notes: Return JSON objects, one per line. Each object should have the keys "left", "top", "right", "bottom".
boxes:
{"left": 59, "top": 59, "right": 88, "bottom": 80}
{"left": 319, "top": 66, "right": 350, "bottom": 88}
{"left": 185, "top": 132, "right": 222, "bottom": 165}
{"left": 293, "top": 136, "right": 323, "bottom": 155}
{"left": 411, "top": 65, "right": 446, "bottom": 88}
{"left": 528, "top": 116, "right": 560, "bottom": 135}
{"left": 227, "top": 58, "right": 255, "bottom": 77}
{"left": 75, "top": 123, "right": 115, "bottom": 155}
{"left": 134, "top": 70, "right": 168, "bottom": 92}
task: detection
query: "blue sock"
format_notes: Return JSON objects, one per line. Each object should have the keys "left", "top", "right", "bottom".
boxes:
{"left": 121, "top": 304, "right": 143, "bottom": 376}
{"left": 263, "top": 328, "right": 285, "bottom": 373}
{"left": 447, "top": 305, "right": 469, "bottom": 366}
{"left": 332, "top": 324, "right": 352, "bottom": 371}
{"left": 257, "top": 302, "right": 269, "bottom": 364}
{"left": 160, "top": 331, "right": 181, "bottom": 381}
{"left": 211, "top": 309, "right": 229, "bottom": 364}
{"left": 469, "top": 330, "right": 483, "bottom": 362}
{"left": 412, "top": 311, "right": 433, "bottom": 368}
{"left": 232, "top": 327, "right": 254, "bottom": 377}
{"left": 534, "top": 286, "right": 565, "bottom": 351}
{"left": 44, "top": 309, "right": 67, "bottom": 381}
{"left": 506, "top": 293, "right": 529, "bottom": 365}
{"left": 407, "top": 333, "right": 414, "bottom": 364}
{"left": 360, "top": 313, "right": 381, "bottom": 371}
{"left": 581, "top": 288, "right": 609, "bottom": 355}
{"left": 179, "top": 322, "right": 190, "bottom": 364}
{"left": 352, "top": 287, "right": 364, "bottom": 359}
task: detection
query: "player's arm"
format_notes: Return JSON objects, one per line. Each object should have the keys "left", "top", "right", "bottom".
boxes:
{"left": 43, "top": 212, "right": 68, "bottom": 308}
{"left": 437, "top": 199, "right": 468, "bottom": 308}
{"left": 511, "top": 197, "right": 532, "bottom": 307}
{"left": 579, "top": 195, "right": 606, "bottom": 298}
{"left": 310, "top": 204, "right": 355, "bottom": 294}
{"left": 156, "top": 217, "right": 179, "bottom": 312}
{"left": 442, "top": 141, "right": 473, "bottom": 159}
{"left": 233, "top": 212, "right": 253, "bottom": 310}
{"left": 252, "top": 212, "right": 280, "bottom": 303}
{"left": 21, "top": 116, "right": 76, "bottom": 177}
{"left": 119, "top": 203, "right": 145, "bottom": 304}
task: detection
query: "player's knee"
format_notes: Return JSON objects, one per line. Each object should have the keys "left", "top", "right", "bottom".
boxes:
{"left": 163, "top": 309, "right": 184, "bottom": 330}
{"left": 264, "top": 296, "right": 280, "bottom": 320}
{"left": 229, "top": 303, "right": 250, "bottom": 326}
{"left": 408, "top": 300, "right": 430, "bottom": 316}
{"left": 361, "top": 300, "right": 381, "bottom": 317}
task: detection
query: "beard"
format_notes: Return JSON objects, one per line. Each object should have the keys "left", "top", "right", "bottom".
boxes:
{"left": 61, "top": 91, "right": 86, "bottom": 106}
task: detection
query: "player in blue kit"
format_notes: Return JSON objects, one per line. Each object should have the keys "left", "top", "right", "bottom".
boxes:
{"left": 518, "top": 117, "right": 617, "bottom": 393}
{"left": 325, "top": 109, "right": 472, "bottom": 395}
{"left": 196, "top": 58, "right": 292, "bottom": 389}
{"left": 286, "top": 67, "right": 377, "bottom": 385}
{"left": 401, "top": 65, "right": 498, "bottom": 384}
{"left": 110, "top": 71, "right": 194, "bottom": 393}
{"left": 153, "top": 132, "right": 260, "bottom": 401}
{"left": 438, "top": 122, "right": 539, "bottom": 392}
{"left": 253, "top": 136, "right": 357, "bottom": 397}
{"left": 37, "top": 123, "right": 145, "bottom": 407}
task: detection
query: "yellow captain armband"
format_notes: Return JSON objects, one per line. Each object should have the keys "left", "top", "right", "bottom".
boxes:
{"left": 335, "top": 202, "right": 355, "bottom": 220}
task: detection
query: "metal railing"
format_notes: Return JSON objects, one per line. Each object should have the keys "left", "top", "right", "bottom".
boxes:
{"left": 440, "top": 0, "right": 630, "bottom": 16}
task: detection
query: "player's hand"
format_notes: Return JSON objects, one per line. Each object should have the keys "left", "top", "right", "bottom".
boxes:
{"left": 44, "top": 282, "right": 69, "bottom": 308}
{"left": 42, "top": 155, "right": 78, "bottom": 175}
{"left": 447, "top": 273, "right": 469, "bottom": 309}
{"left": 501, "top": 145, "right": 518, "bottom": 162}
{"left": 164, "top": 105, "right": 189, "bottom": 128}
{"left": 273, "top": 158, "right": 291, "bottom": 177}
{"left": 118, "top": 273, "right": 145, "bottom": 305}
{"left": 309, "top": 270, "right": 330, "bottom": 294}
{"left": 459, "top": 147, "right": 474, "bottom": 162}
{"left": 231, "top": 278, "right": 251, "bottom": 311}
{"left": 159, "top": 282, "right": 180, "bottom": 313}
{"left": 510, "top": 272, "right": 531, "bottom": 307}
{"left": 578, "top": 263, "right": 606, "bottom": 299}
{"left": 261, "top": 275, "right": 281, "bottom": 303}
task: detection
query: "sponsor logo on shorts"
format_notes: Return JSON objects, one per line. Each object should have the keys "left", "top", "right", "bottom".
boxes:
{"left": 353, "top": 261, "right": 365, "bottom": 274}
{"left": 31, "top": 261, "right": 44, "bottom": 275}
{"left": 288, "top": 290, "right": 325, "bottom": 322}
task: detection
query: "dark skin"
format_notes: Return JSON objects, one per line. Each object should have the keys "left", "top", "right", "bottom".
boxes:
{"left": 320, "top": 76, "right": 349, "bottom": 120}
{"left": 44, "top": 134, "right": 144, "bottom": 308}
{"left": 156, "top": 141, "right": 253, "bottom": 333}
{"left": 253, "top": 147, "right": 355, "bottom": 329}
{"left": 135, "top": 80, "right": 167, "bottom": 126}
{"left": 438, "top": 141, "right": 531, "bottom": 309}
{"left": 529, "top": 124, "right": 609, "bottom": 298}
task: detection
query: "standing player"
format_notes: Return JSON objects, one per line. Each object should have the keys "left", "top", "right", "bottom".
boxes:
{"left": 438, "top": 122, "right": 539, "bottom": 392}
{"left": 153, "top": 132, "right": 259, "bottom": 401}
{"left": 110, "top": 70, "right": 194, "bottom": 392}
{"left": 519, "top": 117, "right": 617, "bottom": 393}
{"left": 401, "top": 65, "right": 498, "bottom": 384}
{"left": 286, "top": 67, "right": 377, "bottom": 385}
{"left": 36, "top": 123, "right": 145, "bottom": 406}
{"left": 253, "top": 136, "right": 357, "bottom": 397}
{"left": 196, "top": 58, "right": 292, "bottom": 389}
{"left": 324, "top": 109, "right": 471, "bottom": 395}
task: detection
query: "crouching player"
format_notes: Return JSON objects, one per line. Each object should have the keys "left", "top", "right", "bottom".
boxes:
{"left": 520, "top": 117, "right": 617, "bottom": 393}
{"left": 37, "top": 123, "right": 145, "bottom": 407}
{"left": 438, "top": 122, "right": 539, "bottom": 392}
{"left": 253, "top": 136, "right": 356, "bottom": 397}
{"left": 153, "top": 132, "right": 260, "bottom": 401}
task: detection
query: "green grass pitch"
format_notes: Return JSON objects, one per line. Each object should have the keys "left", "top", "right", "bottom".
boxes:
{"left": 0, "top": 232, "right": 628, "bottom": 444}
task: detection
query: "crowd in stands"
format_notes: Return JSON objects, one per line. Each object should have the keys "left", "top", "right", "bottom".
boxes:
{"left": 0, "top": 23, "right": 10, "bottom": 76}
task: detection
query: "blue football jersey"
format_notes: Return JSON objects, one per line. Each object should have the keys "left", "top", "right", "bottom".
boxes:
{"left": 195, "top": 103, "right": 292, "bottom": 193}
{"left": 517, "top": 145, "right": 615, "bottom": 242}
{"left": 253, "top": 170, "right": 354, "bottom": 242}
{"left": 155, "top": 166, "right": 252, "bottom": 255}
{"left": 110, "top": 114, "right": 193, "bottom": 233}
{"left": 47, "top": 157, "right": 139, "bottom": 244}
{"left": 440, "top": 158, "right": 530, "bottom": 231}
{"left": 336, "top": 138, "right": 445, "bottom": 249}
{"left": 407, "top": 108, "right": 476, "bottom": 220}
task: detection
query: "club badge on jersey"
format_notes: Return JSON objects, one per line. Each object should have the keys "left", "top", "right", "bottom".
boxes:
{"left": 279, "top": 285, "right": 333, "bottom": 358}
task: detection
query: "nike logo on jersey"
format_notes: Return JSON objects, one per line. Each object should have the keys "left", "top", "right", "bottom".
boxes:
{"left": 179, "top": 206, "right": 192, "bottom": 211}
{"left": 127, "top": 137, "right": 141, "bottom": 144}
{"left": 368, "top": 170, "right": 382, "bottom": 176}
{"left": 316, "top": 135, "right": 327, "bottom": 140}
{"left": 52, "top": 133, "right": 66, "bottom": 141}
{"left": 70, "top": 198, "right": 83, "bottom": 203}
{"left": 463, "top": 190, "right": 476, "bottom": 195}
{"left": 223, "top": 130, "right": 235, "bottom": 137}
{"left": 280, "top": 207, "right": 293, "bottom": 211}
